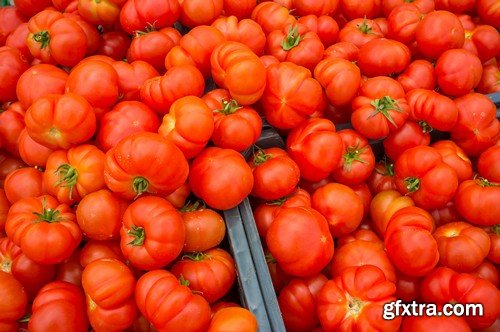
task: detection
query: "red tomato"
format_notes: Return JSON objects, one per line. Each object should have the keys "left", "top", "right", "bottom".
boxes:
{"left": 278, "top": 274, "right": 328, "bottom": 331}
{"left": 323, "top": 41, "right": 359, "bottom": 61}
{"left": 338, "top": 18, "right": 383, "bottom": 48}
{"left": 13, "top": 0, "right": 52, "bottom": 18}
{"left": 248, "top": 148, "right": 300, "bottom": 200}
{"left": 286, "top": 118, "right": 343, "bottom": 182}
{"left": 370, "top": 190, "right": 414, "bottom": 237}
{"left": 64, "top": 12, "right": 100, "bottom": 56}
{"left": 397, "top": 59, "right": 436, "bottom": 93}
{"left": 0, "top": 46, "right": 29, "bottom": 103}
{"left": 297, "top": 15, "right": 339, "bottom": 47}
{"left": 4, "top": 167, "right": 44, "bottom": 204}
{"left": 80, "top": 240, "right": 125, "bottom": 267}
{"left": 164, "top": 181, "right": 190, "bottom": 209}
{"left": 0, "top": 190, "right": 10, "bottom": 233}
{"left": 0, "top": 7, "right": 26, "bottom": 46}
{"left": 140, "top": 65, "right": 205, "bottom": 115}
{"left": 221, "top": 0, "right": 256, "bottom": 19}
{"left": 476, "top": 63, "right": 500, "bottom": 94}
{"left": 431, "top": 140, "right": 472, "bottom": 182}
{"left": 17, "top": 128, "right": 54, "bottom": 168}
{"left": 158, "top": 96, "right": 214, "bottom": 159}
{"left": 261, "top": 62, "right": 324, "bottom": 129}
{"left": 0, "top": 154, "right": 25, "bottom": 188}
{"left": 340, "top": 0, "right": 383, "bottom": 20}
{"left": 367, "top": 161, "right": 398, "bottom": 194}
{"left": 314, "top": 58, "right": 361, "bottom": 107}
{"left": 477, "top": 0, "right": 500, "bottom": 28}
{"left": 395, "top": 146, "right": 459, "bottom": 209}
{"left": 358, "top": 38, "right": 411, "bottom": 77}
{"left": 395, "top": 272, "right": 422, "bottom": 302}
{"left": 251, "top": 2, "right": 296, "bottom": 35}
{"left": 383, "top": 121, "right": 431, "bottom": 161}
{"left": 0, "top": 104, "right": 24, "bottom": 157}
{"left": 98, "top": 31, "right": 131, "bottom": 61}
{"left": 471, "top": 260, "right": 499, "bottom": 287}
{"left": 435, "top": 49, "right": 482, "bottom": 97}
{"left": 135, "top": 270, "right": 211, "bottom": 331}
{"left": 415, "top": 10, "right": 465, "bottom": 59}
{"left": 211, "top": 16, "right": 266, "bottom": 55}
{"left": 56, "top": 249, "right": 83, "bottom": 287}
{"left": 208, "top": 307, "right": 258, "bottom": 332}
{"left": 466, "top": 25, "right": 500, "bottom": 63}
{"left": 179, "top": 0, "right": 223, "bottom": 27}
{"left": 293, "top": 0, "right": 338, "bottom": 15}
{"left": 76, "top": 189, "right": 128, "bottom": 241}
{"left": 266, "top": 206, "right": 334, "bottom": 277}
{"left": 337, "top": 229, "right": 382, "bottom": 247}
{"left": 189, "top": 147, "right": 253, "bottom": 210}
{"left": 401, "top": 315, "right": 471, "bottom": 332}
{"left": 0, "top": 270, "right": 27, "bottom": 331}
{"left": 382, "top": 0, "right": 434, "bottom": 16}
{"left": 77, "top": 0, "right": 124, "bottom": 27}
{"left": 104, "top": 132, "right": 189, "bottom": 200}
{"left": 385, "top": 206, "right": 439, "bottom": 276}
{"left": 478, "top": 145, "right": 500, "bottom": 182}
{"left": 312, "top": 183, "right": 364, "bottom": 237}
{"left": 407, "top": 88, "right": 459, "bottom": 131}
{"left": 317, "top": 265, "right": 401, "bottom": 331}
{"left": 387, "top": 3, "right": 423, "bottom": 45}
{"left": 451, "top": 93, "right": 499, "bottom": 157}
{"left": 119, "top": 0, "right": 180, "bottom": 35}
{"left": 181, "top": 203, "right": 226, "bottom": 252}
{"left": 5, "top": 22, "right": 33, "bottom": 62}
{"left": 112, "top": 60, "right": 159, "bottom": 101}
{"left": 430, "top": 201, "right": 463, "bottom": 227}
{"left": 331, "top": 129, "right": 376, "bottom": 186}
{"left": 455, "top": 178, "right": 500, "bottom": 227}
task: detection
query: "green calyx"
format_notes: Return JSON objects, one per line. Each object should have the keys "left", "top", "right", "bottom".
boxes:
{"left": 216, "top": 99, "right": 242, "bottom": 115}
{"left": 133, "top": 176, "right": 149, "bottom": 199}
{"left": 376, "top": 160, "right": 395, "bottom": 177}
{"left": 33, "top": 30, "right": 50, "bottom": 49}
{"left": 418, "top": 121, "right": 433, "bottom": 134}
{"left": 32, "top": 199, "right": 61, "bottom": 223}
{"left": 348, "top": 297, "right": 365, "bottom": 316}
{"left": 369, "top": 96, "right": 403, "bottom": 127}
{"left": 404, "top": 177, "right": 420, "bottom": 193}
{"left": 179, "top": 274, "right": 190, "bottom": 287}
{"left": 357, "top": 17, "right": 373, "bottom": 35}
{"left": 253, "top": 149, "right": 272, "bottom": 166}
{"left": 474, "top": 176, "right": 500, "bottom": 188}
{"left": 180, "top": 200, "right": 205, "bottom": 213}
{"left": 343, "top": 143, "right": 368, "bottom": 172}
{"left": 182, "top": 252, "right": 208, "bottom": 261}
{"left": 491, "top": 225, "right": 500, "bottom": 235}
{"left": 281, "top": 26, "right": 302, "bottom": 51}
{"left": 54, "top": 164, "right": 78, "bottom": 200}
{"left": 127, "top": 225, "right": 145, "bottom": 246}
{"left": 265, "top": 253, "right": 277, "bottom": 264}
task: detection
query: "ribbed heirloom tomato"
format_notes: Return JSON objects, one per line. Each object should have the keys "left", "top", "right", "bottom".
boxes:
{"left": 358, "top": 38, "right": 411, "bottom": 77}
{"left": 77, "top": 0, "right": 125, "bottom": 27}
{"left": 0, "top": 270, "right": 27, "bottom": 332}
{"left": 181, "top": 203, "right": 226, "bottom": 252}
{"left": 112, "top": 60, "right": 159, "bottom": 101}
{"left": 455, "top": 177, "right": 500, "bottom": 227}
{"left": 211, "top": 16, "right": 266, "bottom": 55}
{"left": 3, "top": 167, "right": 44, "bottom": 204}
{"left": 397, "top": 59, "right": 436, "bottom": 92}
{"left": 0, "top": 46, "right": 29, "bottom": 103}
{"left": 251, "top": 2, "right": 296, "bottom": 35}
{"left": 119, "top": 0, "right": 180, "bottom": 34}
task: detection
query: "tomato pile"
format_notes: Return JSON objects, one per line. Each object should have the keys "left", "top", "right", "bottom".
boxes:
{"left": 0, "top": 0, "right": 499, "bottom": 331}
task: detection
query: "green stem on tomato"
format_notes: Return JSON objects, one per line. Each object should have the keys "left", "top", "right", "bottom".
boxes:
{"left": 281, "top": 26, "right": 302, "bottom": 51}
{"left": 343, "top": 143, "right": 368, "bottom": 172}
{"left": 133, "top": 176, "right": 149, "bottom": 199}
{"left": 368, "top": 96, "right": 403, "bottom": 127}
{"left": 216, "top": 99, "right": 242, "bottom": 115}
{"left": 252, "top": 149, "right": 272, "bottom": 166}
{"left": 404, "top": 177, "right": 420, "bottom": 193}
{"left": 33, "top": 198, "right": 61, "bottom": 223}
{"left": 127, "top": 225, "right": 145, "bottom": 246}
{"left": 33, "top": 30, "right": 50, "bottom": 49}
{"left": 54, "top": 164, "right": 78, "bottom": 200}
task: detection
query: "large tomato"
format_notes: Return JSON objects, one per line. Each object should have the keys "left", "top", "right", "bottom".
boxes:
{"left": 387, "top": 3, "right": 423, "bottom": 44}
{"left": 471, "top": 261, "right": 499, "bottom": 287}
{"left": 431, "top": 140, "right": 472, "bottom": 182}
{"left": 135, "top": 270, "right": 211, "bottom": 331}
{"left": 395, "top": 146, "right": 458, "bottom": 209}
{"left": 64, "top": 12, "right": 100, "bottom": 57}
{"left": 158, "top": 96, "right": 214, "bottom": 159}
{"left": 476, "top": 0, "right": 500, "bottom": 28}
{"left": 181, "top": 204, "right": 226, "bottom": 252}
{"left": 211, "top": 16, "right": 265, "bottom": 55}
{"left": 338, "top": 18, "right": 383, "bottom": 48}
{"left": 0, "top": 7, "right": 26, "bottom": 46}
{"left": 312, "top": 183, "right": 364, "bottom": 237}
{"left": 119, "top": 0, "right": 180, "bottom": 34}
{"left": 0, "top": 154, "right": 25, "bottom": 189}
{"left": 317, "top": 265, "right": 401, "bottom": 331}
{"left": 451, "top": 93, "right": 499, "bottom": 157}
{"left": 3, "top": 167, "right": 44, "bottom": 204}
{"left": 104, "top": 132, "right": 189, "bottom": 200}
{"left": 0, "top": 270, "right": 27, "bottom": 332}
{"left": 5, "top": 22, "right": 32, "bottom": 62}
{"left": 251, "top": 2, "right": 296, "bottom": 35}
{"left": 43, "top": 145, "right": 106, "bottom": 204}
{"left": 370, "top": 190, "right": 414, "bottom": 237}
{"left": 278, "top": 274, "right": 328, "bottom": 331}
{"left": 80, "top": 240, "right": 126, "bottom": 267}
{"left": 297, "top": 14, "right": 339, "bottom": 47}
{"left": 435, "top": 49, "right": 482, "bottom": 97}
{"left": 140, "top": 65, "right": 205, "bottom": 115}
{"left": 433, "top": 222, "right": 490, "bottom": 272}
{"left": 367, "top": 161, "right": 398, "bottom": 194}
{"left": 266, "top": 206, "right": 334, "bottom": 277}
{"left": 293, "top": 0, "right": 339, "bottom": 15}
{"left": 179, "top": 0, "right": 223, "bottom": 27}
{"left": 82, "top": 259, "right": 137, "bottom": 331}
{"left": 455, "top": 178, "right": 500, "bottom": 227}
{"left": 466, "top": 25, "right": 500, "bottom": 63}
{"left": 407, "top": 88, "right": 459, "bottom": 132}
{"left": 120, "top": 196, "right": 185, "bottom": 270}
{"left": 397, "top": 59, "right": 436, "bottom": 92}
{"left": 98, "top": 31, "right": 131, "bottom": 61}
{"left": 383, "top": 121, "right": 431, "bottom": 161}
{"left": 478, "top": 145, "right": 500, "bottom": 182}
{"left": 0, "top": 105, "right": 25, "bottom": 157}
{"left": 189, "top": 147, "right": 253, "bottom": 210}
{"left": 358, "top": 38, "right": 411, "bottom": 77}
{"left": 0, "top": 46, "right": 29, "bottom": 103}
{"left": 385, "top": 206, "right": 439, "bottom": 276}
{"left": 77, "top": 0, "right": 125, "bottom": 27}
{"left": 0, "top": 190, "right": 10, "bottom": 233}
{"left": 26, "top": 10, "right": 87, "bottom": 67}
{"left": 112, "top": 60, "right": 158, "bottom": 101}
{"left": 208, "top": 307, "right": 258, "bottom": 332}
{"left": 340, "top": 0, "right": 383, "bottom": 20}
{"left": 324, "top": 41, "right": 359, "bottom": 61}
{"left": 28, "top": 281, "right": 88, "bottom": 332}
{"left": 25, "top": 93, "right": 96, "bottom": 150}
{"left": 17, "top": 128, "right": 54, "bottom": 168}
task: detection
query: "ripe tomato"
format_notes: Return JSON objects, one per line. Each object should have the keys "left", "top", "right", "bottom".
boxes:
{"left": 104, "top": 132, "right": 189, "bottom": 200}
{"left": 189, "top": 147, "right": 253, "bottom": 210}
{"left": 119, "top": 0, "right": 180, "bottom": 35}
{"left": 0, "top": 46, "right": 29, "bottom": 103}
{"left": 261, "top": 62, "right": 324, "bottom": 129}
{"left": 165, "top": 26, "right": 225, "bottom": 78}
{"left": 370, "top": 190, "right": 414, "bottom": 237}
{"left": 286, "top": 118, "right": 343, "bottom": 182}
{"left": 401, "top": 315, "right": 471, "bottom": 332}
{"left": 407, "top": 88, "right": 459, "bottom": 132}
{"left": 358, "top": 38, "right": 411, "bottom": 77}
{"left": 383, "top": 0, "right": 434, "bottom": 16}
{"left": 208, "top": 307, "right": 258, "bottom": 332}
{"left": 0, "top": 104, "right": 25, "bottom": 157}
{"left": 435, "top": 49, "right": 482, "bottom": 97}
{"left": 317, "top": 265, "right": 401, "bottom": 331}
{"left": 212, "top": 16, "right": 266, "bottom": 56}
{"left": 323, "top": 41, "right": 359, "bottom": 61}
{"left": 0, "top": 190, "right": 10, "bottom": 233}
{"left": 17, "top": 128, "right": 53, "bottom": 168}
{"left": 337, "top": 229, "right": 383, "bottom": 247}
{"left": 415, "top": 10, "right": 465, "bottom": 59}
{"left": 80, "top": 240, "right": 125, "bottom": 267}
{"left": 179, "top": 0, "right": 223, "bottom": 27}
{"left": 278, "top": 274, "right": 328, "bottom": 331}
{"left": 140, "top": 65, "right": 205, "bottom": 115}
{"left": 434, "top": 222, "right": 490, "bottom": 272}
{"left": 64, "top": 12, "right": 99, "bottom": 57}
{"left": 431, "top": 140, "right": 472, "bottom": 182}
{"left": 466, "top": 25, "right": 500, "bottom": 63}
{"left": 248, "top": 148, "right": 300, "bottom": 200}
{"left": 120, "top": 196, "right": 185, "bottom": 270}
{"left": 314, "top": 58, "right": 361, "bottom": 107}
{"left": 181, "top": 203, "right": 225, "bottom": 252}
{"left": 451, "top": 93, "right": 499, "bottom": 157}
{"left": 385, "top": 206, "right": 439, "bottom": 276}
{"left": 383, "top": 121, "right": 431, "bottom": 161}
{"left": 338, "top": 18, "right": 383, "bottom": 48}
{"left": 266, "top": 25, "right": 324, "bottom": 72}
{"left": 395, "top": 146, "right": 459, "bottom": 209}
{"left": 367, "top": 161, "right": 398, "bottom": 194}
{"left": 135, "top": 270, "right": 211, "bottom": 331}
{"left": 164, "top": 181, "right": 190, "bottom": 209}
{"left": 395, "top": 272, "right": 422, "bottom": 302}
{"left": 266, "top": 206, "right": 334, "bottom": 277}
{"left": 397, "top": 59, "right": 436, "bottom": 92}
{"left": 5, "top": 22, "right": 33, "bottom": 62}
{"left": 221, "top": 0, "right": 256, "bottom": 19}
{"left": 0, "top": 153, "right": 25, "bottom": 188}
{"left": 3, "top": 167, "right": 44, "bottom": 204}
{"left": 98, "top": 31, "right": 131, "bottom": 61}
{"left": 78, "top": 0, "right": 124, "bottom": 27}
{"left": 16, "top": 64, "right": 68, "bottom": 110}
{"left": 0, "top": 7, "right": 26, "bottom": 46}
{"left": 251, "top": 2, "right": 296, "bottom": 35}
{"left": 471, "top": 260, "right": 499, "bottom": 287}
{"left": 387, "top": 3, "right": 423, "bottom": 45}
{"left": 297, "top": 15, "right": 339, "bottom": 47}
{"left": 26, "top": 10, "right": 87, "bottom": 67}
{"left": 159, "top": 96, "right": 214, "bottom": 159}
{"left": 0, "top": 270, "right": 27, "bottom": 332}
{"left": 455, "top": 178, "right": 500, "bottom": 227}
{"left": 477, "top": 63, "right": 500, "bottom": 94}
{"left": 13, "top": 0, "right": 52, "bottom": 18}
{"left": 312, "top": 183, "right": 364, "bottom": 237}
{"left": 331, "top": 129, "right": 376, "bottom": 186}
{"left": 477, "top": 0, "right": 500, "bottom": 28}
{"left": 478, "top": 145, "right": 500, "bottom": 182}
{"left": 82, "top": 259, "right": 137, "bottom": 331}
{"left": 293, "top": 0, "right": 339, "bottom": 15}
{"left": 56, "top": 249, "right": 83, "bottom": 287}
{"left": 112, "top": 60, "right": 158, "bottom": 101}
{"left": 76, "top": 189, "right": 127, "bottom": 241}
{"left": 341, "top": 0, "right": 383, "bottom": 20}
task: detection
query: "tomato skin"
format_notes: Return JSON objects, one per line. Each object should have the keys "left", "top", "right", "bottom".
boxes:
{"left": 222, "top": 0, "right": 256, "bottom": 19}
{"left": 120, "top": 196, "right": 185, "bottom": 270}
{"left": 317, "top": 265, "right": 401, "bottom": 331}
{"left": 435, "top": 49, "right": 482, "bottom": 97}
{"left": 0, "top": 154, "right": 25, "bottom": 189}
{"left": 367, "top": 161, "right": 398, "bottom": 194}
{"left": 312, "top": 183, "right": 364, "bottom": 237}
{"left": 104, "top": 132, "right": 189, "bottom": 200}
{"left": 55, "top": 248, "right": 83, "bottom": 287}
{"left": 324, "top": 41, "right": 359, "bottom": 61}
{"left": 159, "top": 96, "right": 214, "bottom": 159}
{"left": 0, "top": 7, "right": 26, "bottom": 46}
{"left": 0, "top": 190, "right": 10, "bottom": 234}
{"left": 370, "top": 190, "right": 414, "bottom": 237}
{"left": 314, "top": 58, "right": 361, "bottom": 107}
{"left": 189, "top": 147, "right": 253, "bottom": 210}
{"left": 13, "top": 0, "right": 52, "bottom": 18}
{"left": 5, "top": 22, "right": 32, "bottom": 63}
{"left": 331, "top": 129, "right": 376, "bottom": 186}
{"left": 431, "top": 140, "right": 472, "bottom": 182}
{"left": 208, "top": 307, "right": 258, "bottom": 332}
{"left": 211, "top": 16, "right": 266, "bottom": 56}
{"left": 278, "top": 274, "right": 328, "bottom": 331}
{"left": 119, "top": 0, "right": 180, "bottom": 35}
{"left": 164, "top": 181, "right": 190, "bottom": 209}
{"left": 77, "top": 0, "right": 125, "bottom": 27}
{"left": 297, "top": 15, "right": 339, "bottom": 47}
{"left": 358, "top": 38, "right": 411, "bottom": 77}
{"left": 0, "top": 270, "right": 27, "bottom": 331}
{"left": 112, "top": 60, "right": 159, "bottom": 101}
{"left": 135, "top": 270, "right": 212, "bottom": 331}
{"left": 286, "top": 118, "right": 343, "bottom": 182}
{"left": 98, "top": 31, "right": 131, "bottom": 61}
{"left": 179, "top": 0, "right": 223, "bottom": 27}
{"left": 397, "top": 59, "right": 436, "bottom": 93}
{"left": 395, "top": 272, "right": 422, "bottom": 302}
{"left": 0, "top": 46, "right": 29, "bottom": 104}
{"left": 267, "top": 207, "right": 333, "bottom": 277}
{"left": 338, "top": 18, "right": 383, "bottom": 48}
{"left": 140, "top": 65, "right": 205, "bottom": 115}
{"left": 341, "top": 0, "right": 383, "bottom": 20}
{"left": 451, "top": 93, "right": 499, "bottom": 157}
{"left": 0, "top": 105, "right": 24, "bottom": 157}
{"left": 4, "top": 167, "right": 44, "bottom": 204}
{"left": 476, "top": 63, "right": 500, "bottom": 94}
{"left": 181, "top": 207, "right": 225, "bottom": 252}
{"left": 337, "top": 229, "right": 382, "bottom": 247}
{"left": 476, "top": 0, "right": 500, "bottom": 28}
{"left": 471, "top": 260, "right": 499, "bottom": 287}
{"left": 293, "top": 0, "right": 339, "bottom": 16}
{"left": 383, "top": 121, "right": 431, "bottom": 161}
{"left": 387, "top": 3, "right": 422, "bottom": 45}
{"left": 433, "top": 222, "right": 490, "bottom": 272}
{"left": 478, "top": 146, "right": 500, "bottom": 182}
{"left": 455, "top": 179, "right": 500, "bottom": 227}
{"left": 401, "top": 315, "right": 471, "bottom": 332}
{"left": 248, "top": 148, "right": 300, "bottom": 200}
{"left": 80, "top": 241, "right": 125, "bottom": 268}
{"left": 251, "top": 2, "right": 296, "bottom": 35}
{"left": 17, "top": 129, "right": 53, "bottom": 168}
